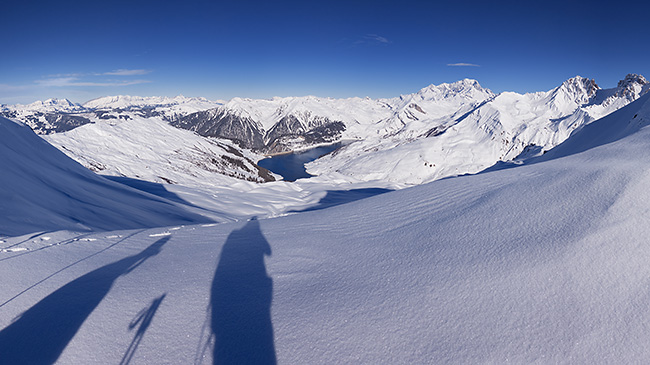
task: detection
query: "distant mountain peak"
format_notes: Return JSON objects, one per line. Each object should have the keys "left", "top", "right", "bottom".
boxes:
{"left": 618, "top": 73, "right": 648, "bottom": 87}
{"left": 83, "top": 95, "right": 218, "bottom": 109}
{"left": 415, "top": 79, "right": 494, "bottom": 102}
{"left": 615, "top": 73, "right": 648, "bottom": 100}
{"left": 42, "top": 97, "right": 73, "bottom": 104}
{"left": 419, "top": 78, "right": 482, "bottom": 92}
{"left": 22, "top": 98, "right": 84, "bottom": 112}
{"left": 559, "top": 76, "right": 600, "bottom": 97}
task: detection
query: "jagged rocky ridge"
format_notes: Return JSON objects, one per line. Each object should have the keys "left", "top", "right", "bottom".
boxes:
{"left": 172, "top": 108, "right": 348, "bottom": 154}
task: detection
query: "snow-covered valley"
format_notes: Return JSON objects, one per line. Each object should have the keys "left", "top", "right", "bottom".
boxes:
{"left": 2, "top": 78, "right": 650, "bottom": 363}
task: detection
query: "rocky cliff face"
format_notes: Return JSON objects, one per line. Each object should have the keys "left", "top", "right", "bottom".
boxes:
{"left": 615, "top": 74, "right": 649, "bottom": 100}
{"left": 174, "top": 107, "right": 347, "bottom": 154}
{"left": 171, "top": 108, "right": 266, "bottom": 150}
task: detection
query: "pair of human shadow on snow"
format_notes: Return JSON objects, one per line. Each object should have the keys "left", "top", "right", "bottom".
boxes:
{"left": 0, "top": 220, "right": 277, "bottom": 365}
{"left": 0, "top": 237, "right": 169, "bottom": 364}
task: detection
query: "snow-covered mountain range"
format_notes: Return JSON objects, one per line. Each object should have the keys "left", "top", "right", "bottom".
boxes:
{"left": 308, "top": 74, "right": 650, "bottom": 184}
{"left": 170, "top": 79, "right": 496, "bottom": 154}
{"left": 2, "top": 74, "right": 648, "bottom": 187}
{"left": 0, "top": 95, "right": 222, "bottom": 134}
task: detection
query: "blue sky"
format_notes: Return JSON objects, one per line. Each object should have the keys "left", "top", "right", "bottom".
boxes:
{"left": 2, "top": 0, "right": 649, "bottom": 104}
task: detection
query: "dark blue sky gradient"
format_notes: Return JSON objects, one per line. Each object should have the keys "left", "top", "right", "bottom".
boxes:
{"left": 2, "top": 0, "right": 649, "bottom": 103}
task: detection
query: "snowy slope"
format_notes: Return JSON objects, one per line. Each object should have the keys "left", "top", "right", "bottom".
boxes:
{"left": 43, "top": 115, "right": 276, "bottom": 186}
{"left": 2, "top": 94, "right": 650, "bottom": 363}
{"left": 0, "top": 116, "right": 212, "bottom": 236}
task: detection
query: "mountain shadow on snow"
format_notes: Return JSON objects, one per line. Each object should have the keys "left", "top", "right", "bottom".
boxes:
{"left": 292, "top": 188, "right": 393, "bottom": 212}
{"left": 103, "top": 175, "right": 205, "bottom": 209}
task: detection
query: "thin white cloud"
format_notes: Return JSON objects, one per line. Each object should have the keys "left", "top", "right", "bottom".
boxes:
{"left": 35, "top": 77, "right": 79, "bottom": 87}
{"left": 0, "top": 83, "right": 29, "bottom": 92}
{"left": 103, "top": 69, "right": 151, "bottom": 76}
{"left": 35, "top": 77, "right": 151, "bottom": 87}
{"left": 72, "top": 80, "right": 151, "bottom": 87}
{"left": 44, "top": 69, "right": 152, "bottom": 79}
{"left": 364, "top": 34, "right": 391, "bottom": 44}
{"left": 46, "top": 72, "right": 86, "bottom": 78}
{"left": 351, "top": 34, "right": 392, "bottom": 47}
{"left": 34, "top": 69, "right": 153, "bottom": 88}
{"left": 447, "top": 63, "right": 481, "bottom": 67}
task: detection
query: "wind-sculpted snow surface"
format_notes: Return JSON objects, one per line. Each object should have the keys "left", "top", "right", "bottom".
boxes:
{"left": 0, "top": 117, "right": 212, "bottom": 236}
{"left": 2, "top": 94, "right": 650, "bottom": 362}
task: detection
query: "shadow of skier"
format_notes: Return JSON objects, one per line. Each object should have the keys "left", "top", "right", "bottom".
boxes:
{"left": 0, "top": 237, "right": 169, "bottom": 364}
{"left": 210, "top": 218, "right": 276, "bottom": 364}
{"left": 120, "top": 293, "right": 167, "bottom": 365}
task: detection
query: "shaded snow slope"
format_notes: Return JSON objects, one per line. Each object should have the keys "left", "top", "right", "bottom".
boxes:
{"left": 0, "top": 117, "right": 212, "bottom": 236}
{"left": 2, "top": 93, "right": 650, "bottom": 362}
